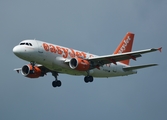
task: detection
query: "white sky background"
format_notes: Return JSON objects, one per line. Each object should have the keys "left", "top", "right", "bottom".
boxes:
{"left": 0, "top": 0, "right": 167, "bottom": 120}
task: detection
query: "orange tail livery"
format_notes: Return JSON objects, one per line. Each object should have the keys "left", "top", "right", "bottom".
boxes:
{"left": 114, "top": 32, "right": 134, "bottom": 65}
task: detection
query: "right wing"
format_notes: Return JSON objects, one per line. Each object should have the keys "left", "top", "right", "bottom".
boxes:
{"left": 88, "top": 47, "right": 162, "bottom": 66}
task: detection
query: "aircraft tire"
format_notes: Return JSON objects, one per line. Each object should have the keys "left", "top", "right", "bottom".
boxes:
{"left": 52, "top": 80, "right": 62, "bottom": 87}
{"left": 52, "top": 81, "right": 57, "bottom": 87}
{"left": 57, "top": 80, "right": 62, "bottom": 87}
{"left": 84, "top": 76, "right": 93, "bottom": 83}
{"left": 84, "top": 76, "right": 89, "bottom": 83}
{"left": 89, "top": 76, "right": 93, "bottom": 82}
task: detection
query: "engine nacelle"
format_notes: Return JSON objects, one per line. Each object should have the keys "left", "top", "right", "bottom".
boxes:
{"left": 69, "top": 58, "right": 90, "bottom": 71}
{"left": 21, "top": 64, "right": 42, "bottom": 78}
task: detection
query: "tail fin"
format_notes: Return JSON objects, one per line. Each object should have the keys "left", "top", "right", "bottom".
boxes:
{"left": 114, "top": 32, "right": 135, "bottom": 65}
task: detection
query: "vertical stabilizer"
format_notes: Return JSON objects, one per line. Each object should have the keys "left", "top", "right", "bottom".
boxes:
{"left": 114, "top": 32, "right": 135, "bottom": 65}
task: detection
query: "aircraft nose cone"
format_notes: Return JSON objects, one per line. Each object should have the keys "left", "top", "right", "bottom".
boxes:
{"left": 13, "top": 46, "right": 20, "bottom": 55}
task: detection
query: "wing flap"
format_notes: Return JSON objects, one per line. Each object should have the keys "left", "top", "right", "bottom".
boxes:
{"left": 123, "top": 64, "right": 158, "bottom": 71}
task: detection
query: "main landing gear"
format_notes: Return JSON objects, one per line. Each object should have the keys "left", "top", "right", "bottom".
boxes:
{"left": 51, "top": 72, "right": 93, "bottom": 88}
{"left": 84, "top": 71, "right": 94, "bottom": 83}
{"left": 52, "top": 72, "right": 62, "bottom": 88}
{"left": 84, "top": 76, "right": 94, "bottom": 83}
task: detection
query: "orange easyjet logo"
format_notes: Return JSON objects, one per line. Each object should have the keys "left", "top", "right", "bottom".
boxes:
{"left": 118, "top": 36, "right": 131, "bottom": 53}
{"left": 43, "top": 43, "right": 92, "bottom": 59}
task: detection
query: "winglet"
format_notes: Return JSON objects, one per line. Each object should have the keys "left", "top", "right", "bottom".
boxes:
{"left": 158, "top": 47, "right": 162, "bottom": 52}
{"left": 114, "top": 32, "right": 135, "bottom": 65}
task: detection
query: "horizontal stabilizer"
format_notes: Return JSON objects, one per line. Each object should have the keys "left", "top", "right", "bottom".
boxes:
{"left": 123, "top": 64, "right": 158, "bottom": 71}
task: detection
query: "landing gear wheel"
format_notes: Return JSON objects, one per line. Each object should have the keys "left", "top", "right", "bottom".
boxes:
{"left": 52, "top": 81, "right": 57, "bottom": 87}
{"left": 84, "top": 76, "right": 89, "bottom": 83}
{"left": 57, "top": 80, "right": 62, "bottom": 87}
{"left": 84, "top": 76, "right": 94, "bottom": 83}
{"left": 89, "top": 76, "right": 93, "bottom": 82}
{"left": 52, "top": 80, "right": 62, "bottom": 87}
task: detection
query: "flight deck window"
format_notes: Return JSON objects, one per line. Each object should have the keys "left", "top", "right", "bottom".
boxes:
{"left": 20, "top": 42, "right": 32, "bottom": 46}
{"left": 20, "top": 43, "right": 25, "bottom": 45}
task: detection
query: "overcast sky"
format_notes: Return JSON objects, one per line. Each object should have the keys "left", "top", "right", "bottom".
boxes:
{"left": 0, "top": 0, "right": 167, "bottom": 120}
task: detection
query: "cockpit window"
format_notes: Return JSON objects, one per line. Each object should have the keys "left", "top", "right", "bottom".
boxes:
{"left": 20, "top": 43, "right": 25, "bottom": 45}
{"left": 19, "top": 42, "right": 33, "bottom": 46}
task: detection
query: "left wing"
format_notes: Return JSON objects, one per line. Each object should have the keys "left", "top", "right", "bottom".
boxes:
{"left": 88, "top": 47, "right": 162, "bottom": 66}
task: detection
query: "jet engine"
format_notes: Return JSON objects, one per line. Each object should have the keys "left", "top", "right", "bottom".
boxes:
{"left": 69, "top": 58, "right": 90, "bottom": 71}
{"left": 21, "top": 64, "right": 42, "bottom": 78}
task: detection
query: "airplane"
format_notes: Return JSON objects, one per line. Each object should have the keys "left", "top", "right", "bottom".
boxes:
{"left": 13, "top": 32, "right": 162, "bottom": 88}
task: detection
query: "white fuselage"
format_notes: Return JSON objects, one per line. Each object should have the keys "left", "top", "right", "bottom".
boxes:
{"left": 13, "top": 40, "right": 137, "bottom": 78}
